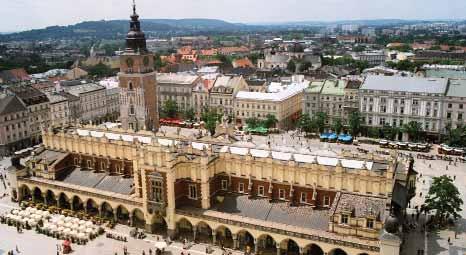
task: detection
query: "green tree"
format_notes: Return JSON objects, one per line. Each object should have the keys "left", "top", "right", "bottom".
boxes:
{"left": 314, "top": 112, "right": 327, "bottom": 133}
{"left": 184, "top": 108, "right": 195, "bottom": 122}
{"left": 382, "top": 124, "right": 400, "bottom": 140}
{"left": 402, "top": 121, "right": 423, "bottom": 142}
{"left": 201, "top": 108, "right": 222, "bottom": 136}
{"left": 161, "top": 99, "right": 178, "bottom": 118}
{"left": 287, "top": 60, "right": 296, "bottom": 73}
{"left": 87, "top": 63, "right": 115, "bottom": 77}
{"left": 332, "top": 118, "right": 343, "bottom": 134}
{"left": 444, "top": 125, "right": 466, "bottom": 147}
{"left": 245, "top": 117, "right": 260, "bottom": 129}
{"left": 348, "top": 111, "right": 362, "bottom": 137}
{"left": 298, "top": 61, "right": 313, "bottom": 72}
{"left": 154, "top": 54, "right": 167, "bottom": 70}
{"left": 425, "top": 175, "right": 463, "bottom": 226}
{"left": 262, "top": 114, "right": 278, "bottom": 129}
{"left": 298, "top": 114, "right": 315, "bottom": 135}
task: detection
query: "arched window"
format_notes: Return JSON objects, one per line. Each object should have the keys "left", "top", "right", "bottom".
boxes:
{"left": 129, "top": 82, "right": 134, "bottom": 91}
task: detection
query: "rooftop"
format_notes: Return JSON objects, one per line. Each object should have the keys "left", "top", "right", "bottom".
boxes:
{"left": 157, "top": 73, "right": 200, "bottom": 85}
{"left": 446, "top": 79, "right": 466, "bottom": 98}
{"left": 361, "top": 75, "right": 448, "bottom": 94}
{"left": 321, "top": 80, "right": 346, "bottom": 96}
{"left": 58, "top": 168, "right": 134, "bottom": 195}
{"left": 0, "top": 94, "right": 27, "bottom": 115}
{"left": 213, "top": 195, "right": 329, "bottom": 231}
{"left": 64, "top": 83, "right": 105, "bottom": 96}
{"left": 330, "top": 192, "right": 386, "bottom": 219}
{"left": 236, "top": 82, "right": 307, "bottom": 102}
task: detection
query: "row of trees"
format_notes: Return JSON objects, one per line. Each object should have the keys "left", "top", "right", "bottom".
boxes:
{"left": 298, "top": 112, "right": 362, "bottom": 137}
{"left": 245, "top": 114, "right": 278, "bottom": 129}
{"left": 297, "top": 111, "right": 466, "bottom": 144}
{"left": 160, "top": 99, "right": 195, "bottom": 121}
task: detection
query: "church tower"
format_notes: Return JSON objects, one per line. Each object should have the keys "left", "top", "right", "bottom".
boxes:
{"left": 119, "top": 1, "right": 158, "bottom": 131}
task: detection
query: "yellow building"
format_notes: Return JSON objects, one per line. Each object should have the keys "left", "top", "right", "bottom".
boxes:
{"left": 9, "top": 123, "right": 416, "bottom": 255}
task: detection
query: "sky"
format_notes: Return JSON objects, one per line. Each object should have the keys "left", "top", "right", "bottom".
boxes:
{"left": 1, "top": 0, "right": 466, "bottom": 32}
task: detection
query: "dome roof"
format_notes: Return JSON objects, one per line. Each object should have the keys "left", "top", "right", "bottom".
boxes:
{"left": 384, "top": 215, "right": 399, "bottom": 234}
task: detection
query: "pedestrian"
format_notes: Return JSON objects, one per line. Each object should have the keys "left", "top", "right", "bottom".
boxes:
{"left": 143, "top": 250, "right": 146, "bottom": 255}
{"left": 446, "top": 165, "right": 448, "bottom": 170}
{"left": 149, "top": 249, "right": 153, "bottom": 255}
{"left": 455, "top": 232, "right": 458, "bottom": 239}
{"left": 15, "top": 245, "right": 19, "bottom": 253}
{"left": 454, "top": 175, "right": 456, "bottom": 180}
{"left": 448, "top": 237, "right": 451, "bottom": 244}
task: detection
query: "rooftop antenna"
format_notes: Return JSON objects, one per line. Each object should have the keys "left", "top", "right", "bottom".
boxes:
{"left": 132, "top": 0, "right": 137, "bottom": 15}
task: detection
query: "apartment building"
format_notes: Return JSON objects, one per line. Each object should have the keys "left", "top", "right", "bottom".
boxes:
{"left": 235, "top": 81, "right": 307, "bottom": 129}
{"left": 0, "top": 94, "right": 29, "bottom": 155}
{"left": 359, "top": 76, "right": 448, "bottom": 140}
{"left": 210, "top": 76, "right": 248, "bottom": 116}
{"left": 8, "top": 86, "right": 50, "bottom": 144}
{"left": 157, "top": 73, "right": 201, "bottom": 112}
{"left": 443, "top": 79, "right": 466, "bottom": 130}
{"left": 64, "top": 83, "right": 107, "bottom": 124}
{"left": 46, "top": 93, "right": 70, "bottom": 127}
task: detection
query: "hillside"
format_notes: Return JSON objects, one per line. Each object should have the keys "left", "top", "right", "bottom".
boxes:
{"left": 0, "top": 19, "right": 249, "bottom": 42}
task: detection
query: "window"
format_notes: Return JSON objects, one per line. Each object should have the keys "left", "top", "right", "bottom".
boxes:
{"left": 447, "top": 112, "right": 452, "bottom": 119}
{"left": 323, "top": 196, "right": 330, "bottom": 206}
{"left": 448, "top": 103, "right": 452, "bottom": 109}
{"left": 279, "top": 189, "right": 286, "bottom": 200}
{"left": 300, "top": 192, "right": 307, "bottom": 203}
{"left": 341, "top": 214, "right": 349, "bottom": 224}
{"left": 366, "top": 219, "right": 374, "bottom": 229}
{"left": 460, "top": 104, "right": 464, "bottom": 109}
{"left": 189, "top": 184, "right": 197, "bottom": 199}
{"left": 238, "top": 183, "right": 245, "bottom": 193}
{"left": 151, "top": 180, "right": 163, "bottom": 202}
{"left": 221, "top": 180, "right": 228, "bottom": 190}
{"left": 459, "top": 113, "right": 463, "bottom": 120}
{"left": 258, "top": 186, "right": 265, "bottom": 196}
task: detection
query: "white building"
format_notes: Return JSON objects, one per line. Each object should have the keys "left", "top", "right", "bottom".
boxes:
{"left": 235, "top": 79, "right": 308, "bottom": 129}
{"left": 64, "top": 83, "right": 107, "bottom": 124}
{"left": 359, "top": 76, "right": 448, "bottom": 140}
{"left": 99, "top": 77, "right": 120, "bottom": 122}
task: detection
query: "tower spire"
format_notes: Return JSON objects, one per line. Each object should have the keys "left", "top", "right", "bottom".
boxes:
{"left": 133, "top": 0, "right": 136, "bottom": 15}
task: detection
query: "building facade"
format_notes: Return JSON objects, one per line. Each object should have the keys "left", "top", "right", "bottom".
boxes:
{"left": 210, "top": 76, "right": 249, "bottom": 117}
{"left": 8, "top": 86, "right": 50, "bottom": 145}
{"left": 359, "top": 76, "right": 447, "bottom": 140}
{"left": 64, "top": 83, "right": 107, "bottom": 124}
{"left": 12, "top": 124, "right": 415, "bottom": 255}
{"left": 0, "top": 95, "right": 30, "bottom": 155}
{"left": 46, "top": 93, "right": 70, "bottom": 127}
{"left": 157, "top": 73, "right": 201, "bottom": 113}
{"left": 235, "top": 81, "right": 307, "bottom": 129}
{"left": 443, "top": 79, "right": 466, "bottom": 131}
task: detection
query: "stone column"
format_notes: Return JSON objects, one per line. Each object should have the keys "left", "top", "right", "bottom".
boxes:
{"left": 113, "top": 212, "right": 118, "bottom": 223}
{"left": 232, "top": 234, "right": 238, "bottom": 250}
{"left": 193, "top": 226, "right": 197, "bottom": 241}
{"left": 254, "top": 238, "right": 258, "bottom": 254}
{"left": 166, "top": 170, "right": 177, "bottom": 238}
{"left": 43, "top": 193, "right": 47, "bottom": 205}
{"left": 276, "top": 244, "right": 281, "bottom": 255}
{"left": 129, "top": 215, "right": 134, "bottom": 227}
{"left": 200, "top": 157, "right": 211, "bottom": 209}
{"left": 299, "top": 247, "right": 305, "bottom": 255}
{"left": 212, "top": 232, "right": 217, "bottom": 245}
{"left": 70, "top": 201, "right": 74, "bottom": 211}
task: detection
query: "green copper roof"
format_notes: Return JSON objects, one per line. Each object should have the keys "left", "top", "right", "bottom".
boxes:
{"left": 321, "top": 80, "right": 346, "bottom": 96}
